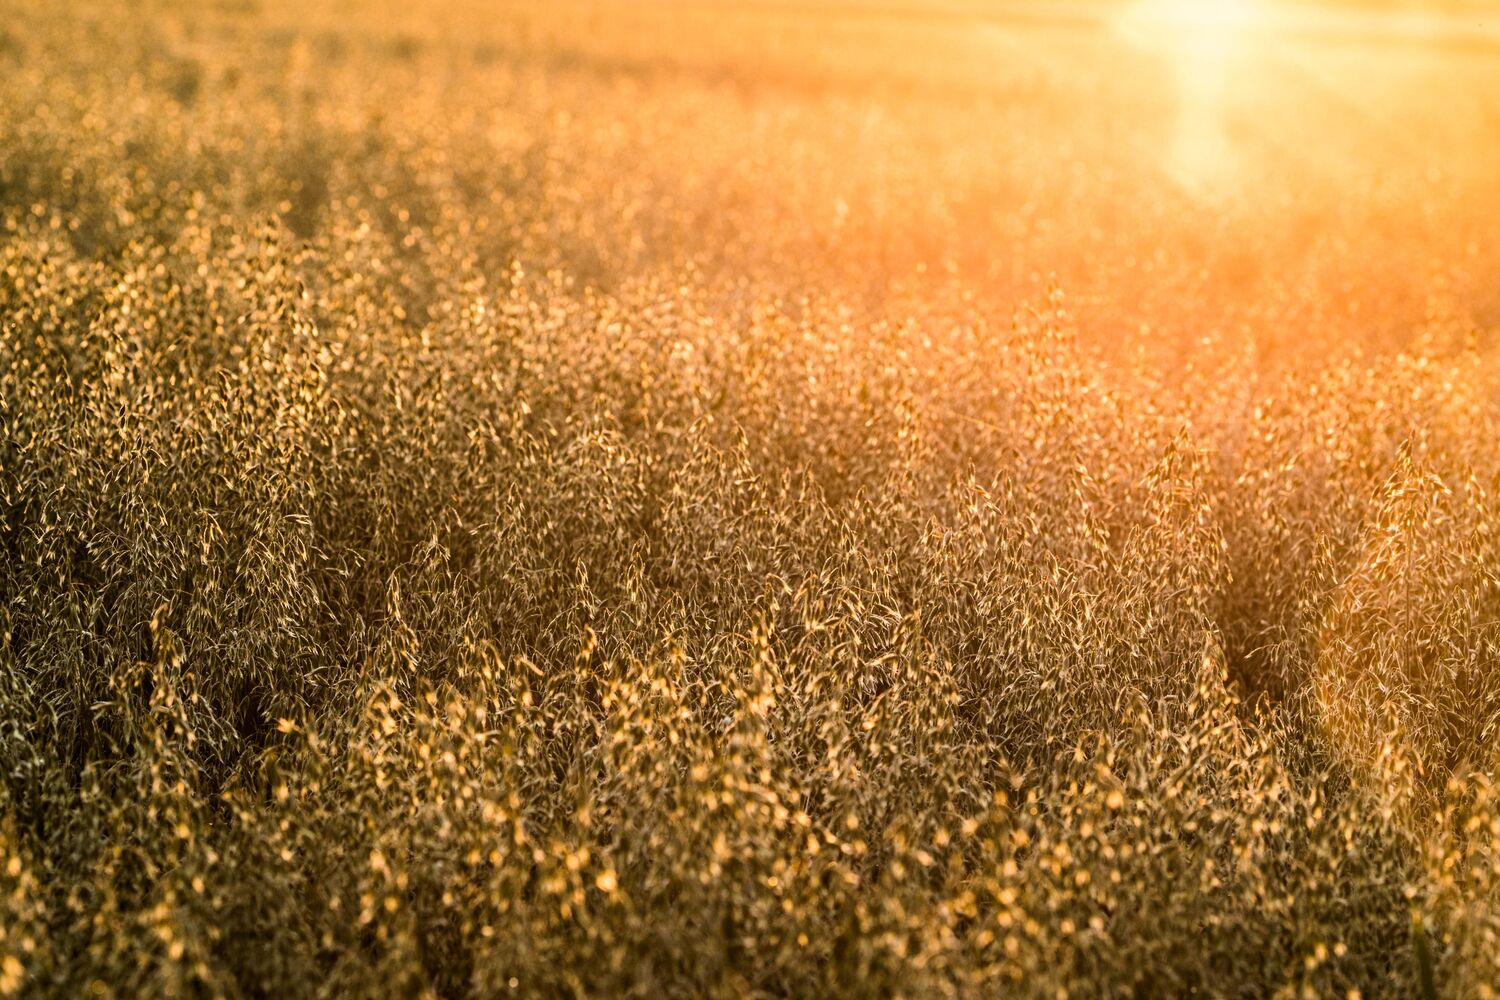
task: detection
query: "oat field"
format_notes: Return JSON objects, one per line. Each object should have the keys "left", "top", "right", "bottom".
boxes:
{"left": 3, "top": 0, "right": 1500, "bottom": 996}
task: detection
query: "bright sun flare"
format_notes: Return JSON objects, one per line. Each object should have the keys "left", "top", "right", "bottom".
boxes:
{"left": 1119, "top": 0, "right": 1266, "bottom": 44}
{"left": 1116, "top": 0, "right": 1266, "bottom": 75}
{"left": 1114, "top": 0, "right": 1267, "bottom": 196}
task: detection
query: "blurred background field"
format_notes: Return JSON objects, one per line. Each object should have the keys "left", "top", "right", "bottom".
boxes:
{"left": 3, "top": 0, "right": 1500, "bottom": 996}
{"left": 9, "top": 0, "right": 1500, "bottom": 355}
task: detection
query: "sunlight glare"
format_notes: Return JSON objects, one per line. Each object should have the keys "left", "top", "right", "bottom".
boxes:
{"left": 1114, "top": 0, "right": 1267, "bottom": 198}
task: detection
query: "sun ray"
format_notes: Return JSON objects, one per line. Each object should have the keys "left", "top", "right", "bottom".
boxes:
{"left": 1114, "top": 0, "right": 1267, "bottom": 198}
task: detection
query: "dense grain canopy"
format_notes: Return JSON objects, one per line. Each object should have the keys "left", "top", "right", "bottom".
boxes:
{"left": 2, "top": 0, "right": 1500, "bottom": 996}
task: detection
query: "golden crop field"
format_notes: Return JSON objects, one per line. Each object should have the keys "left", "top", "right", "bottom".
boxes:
{"left": 3, "top": 0, "right": 1500, "bottom": 995}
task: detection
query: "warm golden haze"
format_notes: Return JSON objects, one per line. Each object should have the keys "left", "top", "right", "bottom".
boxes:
{"left": 2, "top": 0, "right": 1500, "bottom": 997}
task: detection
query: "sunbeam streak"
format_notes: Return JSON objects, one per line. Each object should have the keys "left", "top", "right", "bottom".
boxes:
{"left": 1114, "top": 0, "right": 1266, "bottom": 198}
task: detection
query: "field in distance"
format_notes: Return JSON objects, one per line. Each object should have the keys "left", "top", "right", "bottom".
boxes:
{"left": 2, "top": 1, "right": 1500, "bottom": 997}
